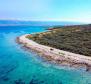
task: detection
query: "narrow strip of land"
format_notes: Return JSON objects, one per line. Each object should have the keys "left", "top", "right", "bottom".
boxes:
{"left": 17, "top": 34, "right": 91, "bottom": 71}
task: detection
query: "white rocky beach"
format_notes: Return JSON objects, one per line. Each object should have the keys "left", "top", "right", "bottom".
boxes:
{"left": 17, "top": 34, "right": 91, "bottom": 71}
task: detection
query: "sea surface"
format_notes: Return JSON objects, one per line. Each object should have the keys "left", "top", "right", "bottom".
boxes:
{"left": 0, "top": 26, "right": 91, "bottom": 84}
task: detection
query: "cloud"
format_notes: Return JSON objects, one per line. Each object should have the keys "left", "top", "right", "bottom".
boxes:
{"left": 0, "top": 0, "right": 91, "bottom": 22}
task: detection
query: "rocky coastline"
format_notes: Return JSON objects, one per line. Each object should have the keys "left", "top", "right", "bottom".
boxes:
{"left": 17, "top": 34, "right": 91, "bottom": 72}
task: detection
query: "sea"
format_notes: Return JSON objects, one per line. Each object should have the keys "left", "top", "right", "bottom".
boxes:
{"left": 0, "top": 21, "right": 91, "bottom": 84}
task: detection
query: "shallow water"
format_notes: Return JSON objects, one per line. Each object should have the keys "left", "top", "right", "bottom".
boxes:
{"left": 0, "top": 26, "right": 91, "bottom": 84}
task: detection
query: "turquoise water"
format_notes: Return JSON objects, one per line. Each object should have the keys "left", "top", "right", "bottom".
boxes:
{"left": 0, "top": 26, "right": 91, "bottom": 84}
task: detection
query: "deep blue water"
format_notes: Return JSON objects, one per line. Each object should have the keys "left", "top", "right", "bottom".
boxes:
{"left": 0, "top": 26, "right": 91, "bottom": 84}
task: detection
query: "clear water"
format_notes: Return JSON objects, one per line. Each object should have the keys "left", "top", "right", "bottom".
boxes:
{"left": 0, "top": 26, "right": 91, "bottom": 84}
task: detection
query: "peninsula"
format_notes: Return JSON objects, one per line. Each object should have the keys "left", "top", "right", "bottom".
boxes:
{"left": 17, "top": 24, "right": 91, "bottom": 71}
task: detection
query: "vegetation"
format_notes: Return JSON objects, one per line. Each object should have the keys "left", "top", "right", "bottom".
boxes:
{"left": 27, "top": 24, "right": 91, "bottom": 56}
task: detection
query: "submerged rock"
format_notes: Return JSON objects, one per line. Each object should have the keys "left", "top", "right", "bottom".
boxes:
{"left": 14, "top": 79, "right": 25, "bottom": 84}
{"left": 29, "top": 77, "right": 44, "bottom": 84}
{"left": 3, "top": 77, "right": 9, "bottom": 81}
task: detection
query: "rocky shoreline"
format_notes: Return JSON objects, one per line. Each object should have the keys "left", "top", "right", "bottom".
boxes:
{"left": 17, "top": 34, "right": 91, "bottom": 71}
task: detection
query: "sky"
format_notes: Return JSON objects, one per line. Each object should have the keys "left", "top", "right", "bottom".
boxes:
{"left": 0, "top": 0, "right": 91, "bottom": 22}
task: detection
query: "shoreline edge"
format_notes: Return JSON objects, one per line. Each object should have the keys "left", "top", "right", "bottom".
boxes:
{"left": 17, "top": 34, "right": 91, "bottom": 71}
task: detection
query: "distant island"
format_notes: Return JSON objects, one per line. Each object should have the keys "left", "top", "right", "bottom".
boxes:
{"left": 17, "top": 24, "right": 91, "bottom": 71}
{"left": 0, "top": 20, "right": 83, "bottom": 26}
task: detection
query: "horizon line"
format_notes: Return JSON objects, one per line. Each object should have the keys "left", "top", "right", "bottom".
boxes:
{"left": 0, "top": 19, "right": 91, "bottom": 23}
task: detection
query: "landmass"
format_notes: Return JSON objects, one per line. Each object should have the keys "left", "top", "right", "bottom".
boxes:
{"left": 17, "top": 24, "right": 91, "bottom": 71}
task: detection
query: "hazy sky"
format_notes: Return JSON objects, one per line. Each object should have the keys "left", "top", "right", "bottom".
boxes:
{"left": 0, "top": 0, "right": 91, "bottom": 22}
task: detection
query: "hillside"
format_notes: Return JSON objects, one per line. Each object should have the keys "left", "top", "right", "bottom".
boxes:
{"left": 27, "top": 24, "right": 91, "bottom": 56}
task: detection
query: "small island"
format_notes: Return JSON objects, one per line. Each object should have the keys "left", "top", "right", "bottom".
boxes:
{"left": 17, "top": 24, "right": 91, "bottom": 71}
